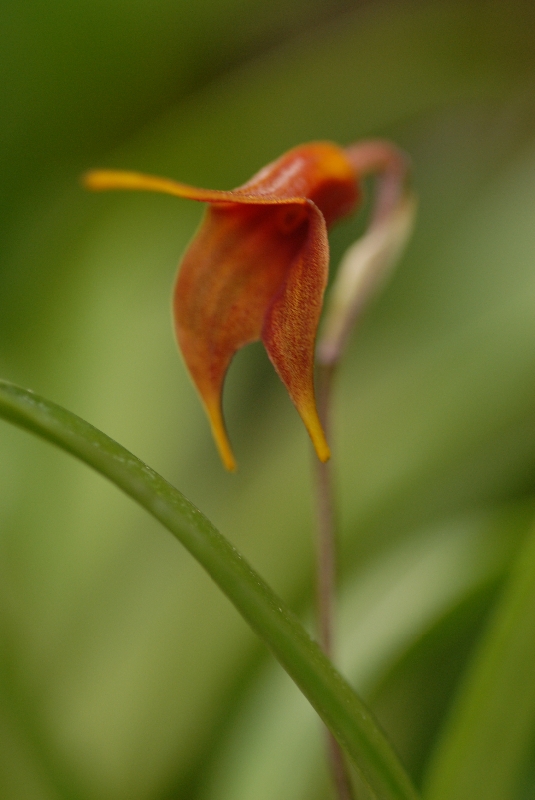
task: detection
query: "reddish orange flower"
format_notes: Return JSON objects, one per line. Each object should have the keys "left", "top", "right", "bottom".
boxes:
{"left": 84, "top": 143, "right": 361, "bottom": 470}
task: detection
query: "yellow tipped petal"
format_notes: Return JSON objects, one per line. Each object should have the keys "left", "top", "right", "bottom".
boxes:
{"left": 83, "top": 169, "right": 299, "bottom": 205}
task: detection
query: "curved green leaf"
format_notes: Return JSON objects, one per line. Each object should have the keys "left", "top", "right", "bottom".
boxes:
{"left": 0, "top": 379, "right": 419, "bottom": 800}
{"left": 423, "top": 521, "right": 535, "bottom": 800}
{"left": 203, "top": 508, "right": 526, "bottom": 800}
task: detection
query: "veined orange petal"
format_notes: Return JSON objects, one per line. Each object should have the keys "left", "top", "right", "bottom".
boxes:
{"left": 238, "top": 142, "right": 359, "bottom": 226}
{"left": 174, "top": 201, "right": 313, "bottom": 468}
{"left": 262, "top": 201, "right": 331, "bottom": 463}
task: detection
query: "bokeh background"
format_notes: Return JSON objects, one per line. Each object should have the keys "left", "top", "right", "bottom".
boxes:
{"left": 2, "top": 1, "right": 535, "bottom": 798}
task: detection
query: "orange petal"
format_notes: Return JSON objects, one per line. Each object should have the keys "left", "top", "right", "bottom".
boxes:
{"left": 239, "top": 142, "right": 359, "bottom": 225}
{"left": 262, "top": 202, "right": 331, "bottom": 463}
{"left": 174, "top": 201, "right": 311, "bottom": 469}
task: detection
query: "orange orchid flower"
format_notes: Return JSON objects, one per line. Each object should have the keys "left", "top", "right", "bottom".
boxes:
{"left": 84, "top": 142, "right": 363, "bottom": 471}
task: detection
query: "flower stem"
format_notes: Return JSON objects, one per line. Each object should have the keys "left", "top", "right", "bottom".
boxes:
{"left": 315, "top": 363, "right": 336, "bottom": 656}
{"left": 314, "top": 362, "right": 355, "bottom": 800}
{"left": 313, "top": 139, "right": 414, "bottom": 800}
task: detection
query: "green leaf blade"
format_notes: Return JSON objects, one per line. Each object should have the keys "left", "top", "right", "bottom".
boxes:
{"left": 424, "top": 521, "right": 535, "bottom": 800}
{"left": 0, "top": 379, "right": 418, "bottom": 800}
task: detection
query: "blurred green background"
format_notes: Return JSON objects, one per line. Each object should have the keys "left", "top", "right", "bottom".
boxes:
{"left": 2, "top": 1, "right": 535, "bottom": 798}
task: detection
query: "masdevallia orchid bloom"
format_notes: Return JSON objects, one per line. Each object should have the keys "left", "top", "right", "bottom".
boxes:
{"left": 84, "top": 141, "right": 408, "bottom": 471}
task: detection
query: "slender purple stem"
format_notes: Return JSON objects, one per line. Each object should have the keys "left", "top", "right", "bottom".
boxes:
{"left": 312, "top": 139, "right": 411, "bottom": 800}
{"left": 314, "top": 362, "right": 355, "bottom": 800}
